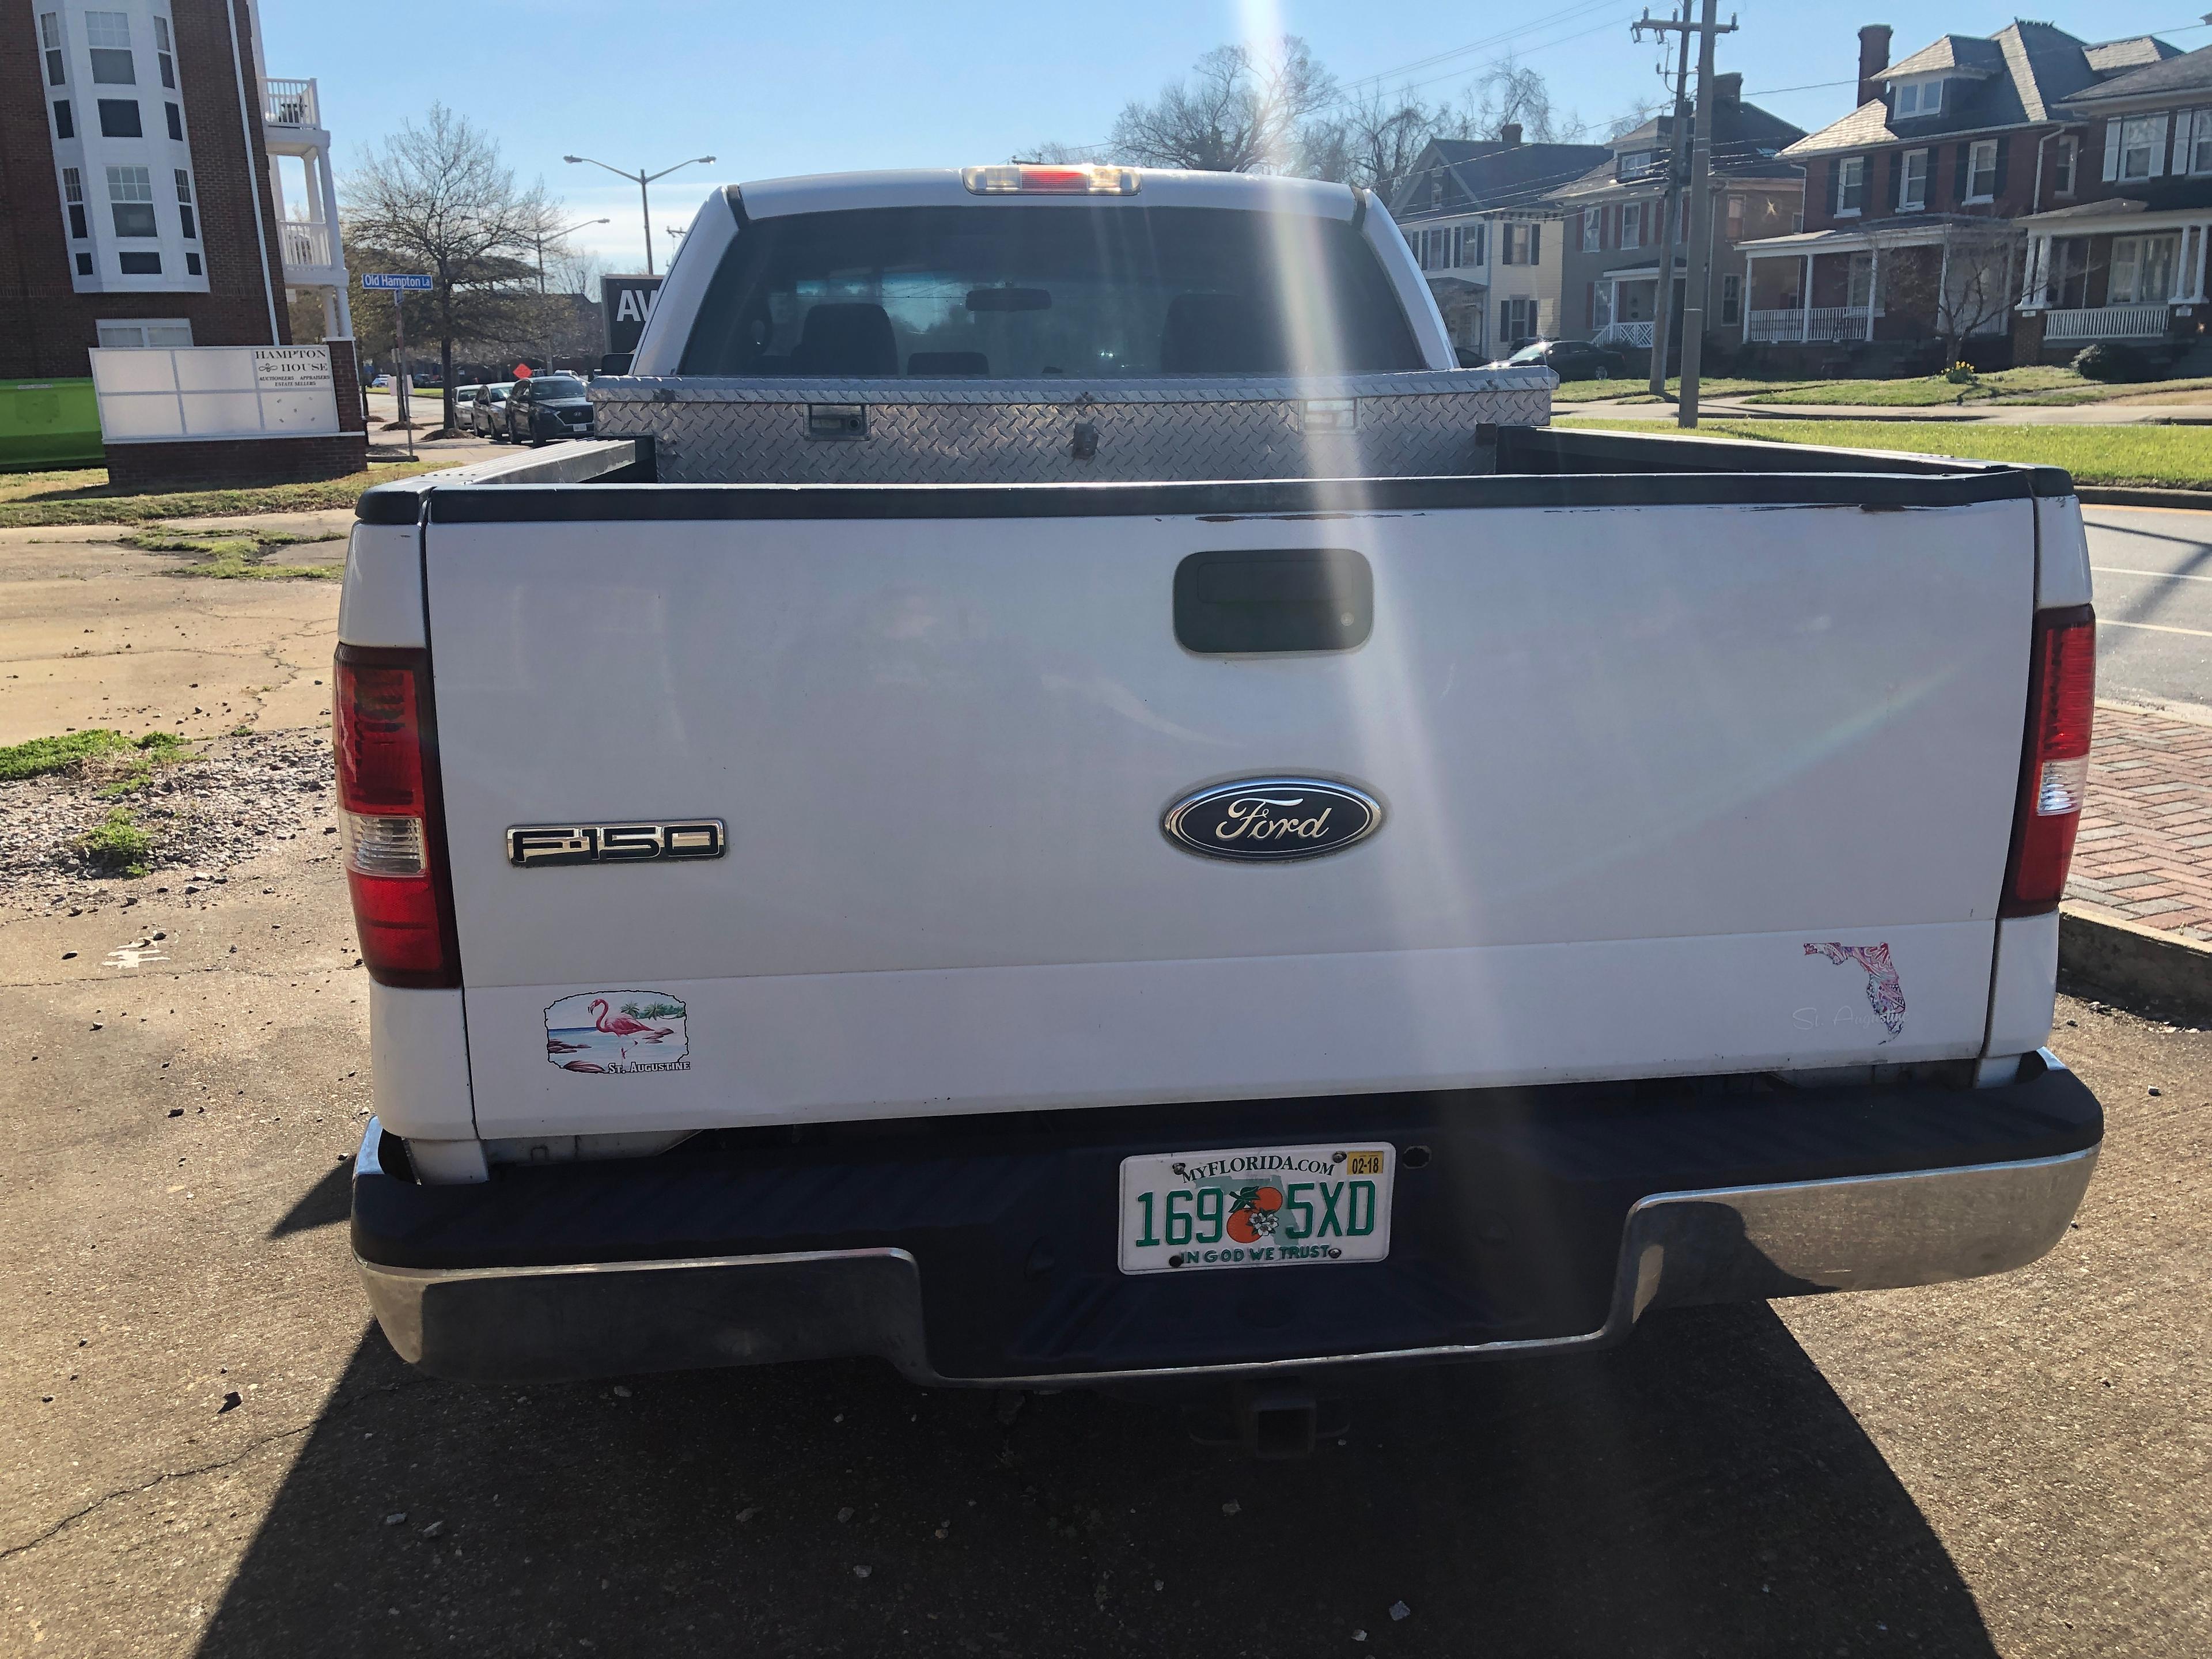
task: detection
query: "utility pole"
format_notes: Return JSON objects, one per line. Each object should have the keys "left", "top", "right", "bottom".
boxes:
{"left": 1636, "top": 3, "right": 1694, "bottom": 399}
{"left": 1631, "top": 2, "right": 1737, "bottom": 427}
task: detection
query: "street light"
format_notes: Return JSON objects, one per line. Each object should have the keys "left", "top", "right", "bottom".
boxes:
{"left": 562, "top": 154, "right": 716, "bottom": 276}
{"left": 532, "top": 215, "right": 610, "bottom": 294}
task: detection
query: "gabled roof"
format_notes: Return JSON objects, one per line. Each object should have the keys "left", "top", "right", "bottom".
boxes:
{"left": 1547, "top": 94, "right": 1805, "bottom": 201}
{"left": 1785, "top": 21, "right": 2178, "bottom": 156}
{"left": 2063, "top": 40, "right": 2212, "bottom": 108}
{"left": 1391, "top": 138, "right": 1612, "bottom": 220}
{"left": 1887, "top": 35, "right": 2006, "bottom": 80}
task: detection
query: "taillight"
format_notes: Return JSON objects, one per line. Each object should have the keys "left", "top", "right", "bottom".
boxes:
{"left": 962, "top": 164, "right": 1141, "bottom": 195}
{"left": 334, "top": 645, "right": 461, "bottom": 986}
{"left": 2000, "top": 604, "right": 2096, "bottom": 916}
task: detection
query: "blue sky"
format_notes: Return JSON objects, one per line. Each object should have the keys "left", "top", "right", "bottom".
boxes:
{"left": 261, "top": 1, "right": 2212, "bottom": 273}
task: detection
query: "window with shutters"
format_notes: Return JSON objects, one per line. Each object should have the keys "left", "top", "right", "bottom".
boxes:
{"left": 1966, "top": 140, "right": 1998, "bottom": 202}
{"left": 1900, "top": 149, "right": 1929, "bottom": 211}
{"left": 1726, "top": 195, "right": 1743, "bottom": 240}
{"left": 2190, "top": 112, "right": 2212, "bottom": 175}
{"left": 107, "top": 163, "right": 156, "bottom": 237}
{"left": 39, "top": 12, "right": 65, "bottom": 84}
{"left": 1583, "top": 206, "right": 1602, "bottom": 249}
{"left": 2119, "top": 117, "right": 2162, "bottom": 180}
{"left": 1620, "top": 203, "right": 1641, "bottom": 249}
{"left": 1721, "top": 273, "right": 1741, "bottom": 326}
{"left": 1468, "top": 222, "right": 1485, "bottom": 266}
{"left": 1835, "top": 156, "right": 1866, "bottom": 216}
{"left": 1592, "top": 282, "right": 1612, "bottom": 328}
{"left": 2053, "top": 135, "right": 2077, "bottom": 196}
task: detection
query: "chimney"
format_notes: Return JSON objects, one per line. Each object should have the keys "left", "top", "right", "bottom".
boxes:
{"left": 1714, "top": 71, "right": 1743, "bottom": 107}
{"left": 1499, "top": 123, "right": 1523, "bottom": 147}
{"left": 1857, "top": 24, "right": 1893, "bottom": 109}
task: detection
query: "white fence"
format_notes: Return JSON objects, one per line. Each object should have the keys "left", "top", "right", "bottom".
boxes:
{"left": 88, "top": 345, "right": 338, "bottom": 444}
{"left": 1592, "top": 321, "right": 1654, "bottom": 347}
{"left": 2043, "top": 304, "right": 2170, "bottom": 340}
{"left": 1747, "top": 307, "right": 1873, "bottom": 344}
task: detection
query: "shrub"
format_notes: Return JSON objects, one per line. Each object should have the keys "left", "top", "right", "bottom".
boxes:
{"left": 1943, "top": 361, "right": 1978, "bottom": 385}
{"left": 2072, "top": 342, "right": 2149, "bottom": 383}
{"left": 77, "top": 806, "right": 155, "bottom": 877}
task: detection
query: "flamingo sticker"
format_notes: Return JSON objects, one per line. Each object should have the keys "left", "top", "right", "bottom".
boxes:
{"left": 544, "top": 991, "right": 691, "bottom": 1074}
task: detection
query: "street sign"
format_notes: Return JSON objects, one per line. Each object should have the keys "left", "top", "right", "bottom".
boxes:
{"left": 362, "top": 272, "right": 433, "bottom": 291}
{"left": 602, "top": 275, "right": 663, "bottom": 355}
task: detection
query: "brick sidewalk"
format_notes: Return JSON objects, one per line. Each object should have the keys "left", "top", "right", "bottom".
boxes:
{"left": 2066, "top": 703, "right": 2212, "bottom": 945}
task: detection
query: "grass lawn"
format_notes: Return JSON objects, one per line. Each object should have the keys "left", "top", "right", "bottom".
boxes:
{"left": 1554, "top": 376, "right": 1814, "bottom": 403}
{"left": 1737, "top": 367, "right": 2212, "bottom": 407}
{"left": 0, "top": 460, "right": 441, "bottom": 528}
{"left": 1554, "top": 416, "right": 2212, "bottom": 490}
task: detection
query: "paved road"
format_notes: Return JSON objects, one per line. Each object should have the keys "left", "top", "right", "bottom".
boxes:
{"left": 2085, "top": 507, "right": 2212, "bottom": 713}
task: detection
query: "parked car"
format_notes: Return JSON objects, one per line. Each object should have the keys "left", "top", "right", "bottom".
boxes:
{"left": 1486, "top": 338, "right": 1630, "bottom": 379}
{"left": 468, "top": 382, "right": 514, "bottom": 438}
{"left": 342, "top": 166, "right": 2100, "bottom": 1429}
{"left": 501, "top": 374, "right": 595, "bottom": 444}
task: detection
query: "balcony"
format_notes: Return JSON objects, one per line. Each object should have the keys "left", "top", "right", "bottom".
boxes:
{"left": 263, "top": 78, "right": 319, "bottom": 128}
{"left": 278, "top": 219, "right": 342, "bottom": 285}
{"left": 1747, "top": 307, "right": 1873, "bottom": 344}
{"left": 2044, "top": 304, "right": 2171, "bottom": 341}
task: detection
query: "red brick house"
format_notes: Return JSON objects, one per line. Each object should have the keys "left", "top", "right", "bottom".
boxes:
{"left": 2019, "top": 43, "right": 2212, "bottom": 362}
{"left": 1737, "top": 21, "right": 2181, "bottom": 366}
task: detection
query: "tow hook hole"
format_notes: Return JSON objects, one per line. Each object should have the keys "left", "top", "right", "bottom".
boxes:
{"left": 1402, "top": 1144, "right": 1432, "bottom": 1169}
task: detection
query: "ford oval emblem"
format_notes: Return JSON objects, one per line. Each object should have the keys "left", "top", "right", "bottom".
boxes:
{"left": 1162, "top": 777, "right": 1383, "bottom": 862}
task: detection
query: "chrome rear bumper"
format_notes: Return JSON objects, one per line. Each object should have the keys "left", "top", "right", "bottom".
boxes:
{"left": 355, "top": 1094, "right": 2097, "bottom": 1387}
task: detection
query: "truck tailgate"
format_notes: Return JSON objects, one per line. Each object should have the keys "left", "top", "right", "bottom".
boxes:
{"left": 423, "top": 488, "right": 2033, "bottom": 1138}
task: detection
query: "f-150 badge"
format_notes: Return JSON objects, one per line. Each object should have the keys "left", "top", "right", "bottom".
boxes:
{"left": 1162, "top": 778, "right": 1382, "bottom": 862}
{"left": 507, "top": 820, "right": 726, "bottom": 868}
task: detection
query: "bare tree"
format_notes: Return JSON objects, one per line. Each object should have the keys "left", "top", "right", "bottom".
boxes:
{"left": 1300, "top": 85, "right": 1453, "bottom": 201}
{"left": 1451, "top": 59, "right": 1589, "bottom": 143}
{"left": 1106, "top": 37, "right": 1338, "bottom": 172}
{"left": 342, "top": 106, "right": 542, "bottom": 433}
{"left": 1873, "top": 222, "right": 2024, "bottom": 365}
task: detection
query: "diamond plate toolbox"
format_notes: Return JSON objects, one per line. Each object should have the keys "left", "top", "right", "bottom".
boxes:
{"left": 588, "top": 369, "right": 1553, "bottom": 486}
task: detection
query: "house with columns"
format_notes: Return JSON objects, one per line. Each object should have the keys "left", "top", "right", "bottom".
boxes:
{"left": 1737, "top": 21, "right": 2181, "bottom": 367}
{"left": 2017, "top": 43, "right": 2212, "bottom": 362}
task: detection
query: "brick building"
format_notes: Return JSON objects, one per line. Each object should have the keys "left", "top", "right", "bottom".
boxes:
{"left": 2018, "top": 43, "right": 2212, "bottom": 363}
{"left": 1737, "top": 21, "right": 2181, "bottom": 368}
{"left": 1, "top": 0, "right": 349, "bottom": 384}
{"left": 1547, "top": 74, "right": 1804, "bottom": 362}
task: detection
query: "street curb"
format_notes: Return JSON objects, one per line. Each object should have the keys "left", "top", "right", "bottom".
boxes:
{"left": 2058, "top": 902, "right": 2212, "bottom": 1021}
{"left": 2075, "top": 486, "right": 2212, "bottom": 510}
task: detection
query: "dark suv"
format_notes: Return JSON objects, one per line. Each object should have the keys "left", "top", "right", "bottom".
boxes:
{"left": 502, "top": 375, "right": 595, "bottom": 444}
{"left": 1485, "top": 338, "right": 1630, "bottom": 380}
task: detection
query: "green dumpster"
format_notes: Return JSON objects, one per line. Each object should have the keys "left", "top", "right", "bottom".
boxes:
{"left": 0, "top": 378, "right": 103, "bottom": 472}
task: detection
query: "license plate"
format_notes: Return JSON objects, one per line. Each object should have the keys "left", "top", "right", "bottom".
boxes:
{"left": 1118, "top": 1142, "right": 1394, "bottom": 1275}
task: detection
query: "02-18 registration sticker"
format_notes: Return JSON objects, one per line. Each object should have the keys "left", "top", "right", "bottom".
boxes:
{"left": 1118, "top": 1143, "right": 1394, "bottom": 1275}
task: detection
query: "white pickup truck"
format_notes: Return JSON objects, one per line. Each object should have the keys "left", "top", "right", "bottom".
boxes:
{"left": 340, "top": 166, "right": 2101, "bottom": 1434}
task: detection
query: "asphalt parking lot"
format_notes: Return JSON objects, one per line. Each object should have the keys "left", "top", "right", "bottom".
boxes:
{"left": 2, "top": 531, "right": 2208, "bottom": 1658}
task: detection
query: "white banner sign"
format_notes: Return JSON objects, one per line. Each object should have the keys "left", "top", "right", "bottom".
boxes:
{"left": 89, "top": 344, "right": 341, "bottom": 444}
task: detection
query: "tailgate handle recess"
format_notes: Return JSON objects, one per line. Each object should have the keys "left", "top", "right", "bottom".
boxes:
{"left": 1174, "top": 548, "right": 1373, "bottom": 654}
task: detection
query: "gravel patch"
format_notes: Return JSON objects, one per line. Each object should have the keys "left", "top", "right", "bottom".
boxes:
{"left": 0, "top": 729, "right": 335, "bottom": 914}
